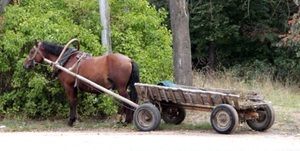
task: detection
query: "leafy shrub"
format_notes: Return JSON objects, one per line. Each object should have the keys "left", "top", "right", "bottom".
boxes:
{"left": 0, "top": 0, "right": 172, "bottom": 119}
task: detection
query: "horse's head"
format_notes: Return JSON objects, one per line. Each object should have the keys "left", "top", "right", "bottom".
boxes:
{"left": 23, "top": 41, "right": 44, "bottom": 71}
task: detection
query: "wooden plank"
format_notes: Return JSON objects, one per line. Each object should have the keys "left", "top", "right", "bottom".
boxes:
{"left": 168, "top": 89, "right": 177, "bottom": 103}
{"left": 222, "top": 96, "right": 229, "bottom": 104}
{"left": 135, "top": 86, "right": 142, "bottom": 100}
{"left": 214, "top": 94, "right": 222, "bottom": 104}
{"left": 233, "top": 97, "right": 240, "bottom": 110}
{"left": 143, "top": 86, "right": 150, "bottom": 102}
{"left": 148, "top": 87, "right": 154, "bottom": 100}
{"left": 177, "top": 89, "right": 187, "bottom": 103}
{"left": 195, "top": 93, "right": 203, "bottom": 105}
{"left": 206, "top": 93, "right": 214, "bottom": 106}
{"left": 154, "top": 87, "right": 162, "bottom": 101}
{"left": 143, "top": 86, "right": 147, "bottom": 99}
{"left": 160, "top": 88, "right": 168, "bottom": 102}
{"left": 185, "top": 92, "right": 193, "bottom": 103}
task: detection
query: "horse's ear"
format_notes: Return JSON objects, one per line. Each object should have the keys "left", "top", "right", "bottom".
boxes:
{"left": 34, "top": 40, "right": 39, "bottom": 47}
{"left": 35, "top": 39, "right": 42, "bottom": 47}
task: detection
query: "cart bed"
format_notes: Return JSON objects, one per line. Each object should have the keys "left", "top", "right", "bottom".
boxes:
{"left": 135, "top": 83, "right": 267, "bottom": 110}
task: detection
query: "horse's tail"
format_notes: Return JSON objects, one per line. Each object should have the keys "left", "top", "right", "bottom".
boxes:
{"left": 129, "top": 61, "right": 140, "bottom": 103}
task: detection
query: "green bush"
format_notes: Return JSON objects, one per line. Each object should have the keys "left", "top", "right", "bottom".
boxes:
{"left": 110, "top": 0, "right": 173, "bottom": 82}
{"left": 0, "top": 0, "right": 172, "bottom": 119}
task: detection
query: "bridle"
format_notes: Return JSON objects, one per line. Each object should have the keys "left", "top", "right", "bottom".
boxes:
{"left": 28, "top": 44, "right": 45, "bottom": 66}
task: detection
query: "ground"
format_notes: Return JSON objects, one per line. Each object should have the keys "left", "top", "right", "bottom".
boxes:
{"left": 0, "top": 103, "right": 299, "bottom": 151}
{"left": 0, "top": 129, "right": 299, "bottom": 151}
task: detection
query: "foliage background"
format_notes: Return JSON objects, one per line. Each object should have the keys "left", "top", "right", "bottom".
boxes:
{"left": 2, "top": 0, "right": 300, "bottom": 120}
{"left": 0, "top": 0, "right": 173, "bottom": 119}
{"left": 149, "top": 0, "right": 300, "bottom": 84}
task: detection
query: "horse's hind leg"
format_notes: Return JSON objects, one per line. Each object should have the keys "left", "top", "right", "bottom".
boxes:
{"left": 117, "top": 105, "right": 133, "bottom": 124}
{"left": 124, "top": 105, "right": 134, "bottom": 124}
{"left": 117, "top": 105, "right": 125, "bottom": 123}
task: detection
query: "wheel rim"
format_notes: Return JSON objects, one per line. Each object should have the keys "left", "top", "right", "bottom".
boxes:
{"left": 256, "top": 110, "right": 267, "bottom": 122}
{"left": 214, "top": 110, "right": 231, "bottom": 129}
{"left": 165, "top": 108, "right": 178, "bottom": 119}
{"left": 137, "top": 109, "right": 153, "bottom": 128}
{"left": 247, "top": 110, "right": 268, "bottom": 127}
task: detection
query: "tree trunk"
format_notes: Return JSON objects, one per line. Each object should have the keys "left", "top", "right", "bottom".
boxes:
{"left": 169, "top": 0, "right": 192, "bottom": 86}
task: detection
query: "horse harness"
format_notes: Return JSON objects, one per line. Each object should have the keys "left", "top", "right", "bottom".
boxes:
{"left": 32, "top": 45, "right": 92, "bottom": 88}
{"left": 56, "top": 48, "right": 93, "bottom": 88}
{"left": 72, "top": 51, "right": 92, "bottom": 88}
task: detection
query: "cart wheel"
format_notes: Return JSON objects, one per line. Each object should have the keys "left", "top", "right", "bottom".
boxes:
{"left": 133, "top": 103, "right": 161, "bottom": 131}
{"left": 162, "top": 106, "right": 186, "bottom": 125}
{"left": 210, "top": 104, "right": 239, "bottom": 134}
{"left": 246, "top": 102, "right": 275, "bottom": 131}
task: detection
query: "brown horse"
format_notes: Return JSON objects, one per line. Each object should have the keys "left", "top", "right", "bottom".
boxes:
{"left": 23, "top": 41, "right": 140, "bottom": 126}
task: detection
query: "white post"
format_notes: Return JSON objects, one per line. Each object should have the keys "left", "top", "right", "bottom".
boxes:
{"left": 0, "top": 0, "right": 11, "bottom": 15}
{"left": 99, "top": 0, "right": 112, "bottom": 54}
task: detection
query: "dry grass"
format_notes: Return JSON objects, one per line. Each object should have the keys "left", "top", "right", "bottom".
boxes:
{"left": 189, "top": 70, "right": 300, "bottom": 135}
{"left": 192, "top": 70, "right": 300, "bottom": 108}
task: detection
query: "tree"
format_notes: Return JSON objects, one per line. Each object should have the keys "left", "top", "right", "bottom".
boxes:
{"left": 169, "top": 0, "right": 192, "bottom": 86}
{"left": 149, "top": 0, "right": 299, "bottom": 82}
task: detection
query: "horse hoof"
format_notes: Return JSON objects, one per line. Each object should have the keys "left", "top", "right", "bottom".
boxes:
{"left": 68, "top": 121, "right": 74, "bottom": 127}
{"left": 122, "top": 121, "right": 130, "bottom": 126}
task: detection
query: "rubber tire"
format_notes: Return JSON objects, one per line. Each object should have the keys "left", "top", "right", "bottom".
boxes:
{"left": 210, "top": 104, "right": 239, "bottom": 134}
{"left": 133, "top": 103, "right": 161, "bottom": 131}
{"left": 162, "top": 106, "right": 186, "bottom": 125}
{"left": 246, "top": 101, "right": 275, "bottom": 131}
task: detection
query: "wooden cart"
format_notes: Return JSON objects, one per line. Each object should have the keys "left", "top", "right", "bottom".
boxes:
{"left": 134, "top": 81, "right": 275, "bottom": 134}
{"left": 37, "top": 39, "right": 274, "bottom": 134}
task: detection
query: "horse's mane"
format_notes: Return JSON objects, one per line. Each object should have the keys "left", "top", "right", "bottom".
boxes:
{"left": 42, "top": 42, "right": 65, "bottom": 56}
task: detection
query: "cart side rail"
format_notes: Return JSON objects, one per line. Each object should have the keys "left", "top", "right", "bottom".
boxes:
{"left": 135, "top": 83, "right": 242, "bottom": 108}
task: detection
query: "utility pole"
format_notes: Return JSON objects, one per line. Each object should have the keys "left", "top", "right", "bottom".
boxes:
{"left": 99, "top": 0, "right": 112, "bottom": 54}
{"left": 0, "top": 0, "right": 11, "bottom": 15}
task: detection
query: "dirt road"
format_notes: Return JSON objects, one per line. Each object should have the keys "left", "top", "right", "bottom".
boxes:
{"left": 0, "top": 131, "right": 299, "bottom": 151}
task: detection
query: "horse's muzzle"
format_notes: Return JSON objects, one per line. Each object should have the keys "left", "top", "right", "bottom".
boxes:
{"left": 23, "top": 59, "right": 36, "bottom": 71}
{"left": 23, "top": 62, "right": 34, "bottom": 71}
{"left": 23, "top": 64, "right": 31, "bottom": 71}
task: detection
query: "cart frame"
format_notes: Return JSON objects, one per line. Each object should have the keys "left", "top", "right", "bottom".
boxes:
{"left": 134, "top": 82, "right": 275, "bottom": 134}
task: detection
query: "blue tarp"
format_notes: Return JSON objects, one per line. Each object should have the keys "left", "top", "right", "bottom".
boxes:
{"left": 157, "top": 80, "right": 177, "bottom": 87}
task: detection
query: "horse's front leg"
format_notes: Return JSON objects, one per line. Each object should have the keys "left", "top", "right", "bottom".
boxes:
{"left": 68, "top": 100, "right": 77, "bottom": 126}
{"left": 65, "top": 86, "right": 78, "bottom": 126}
